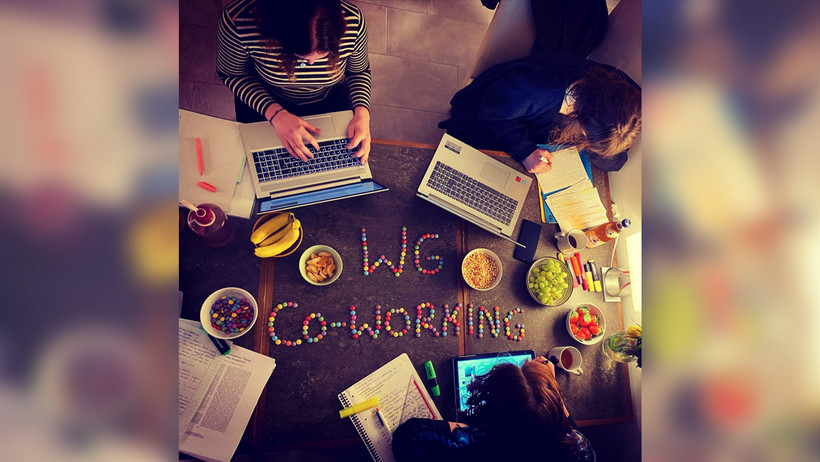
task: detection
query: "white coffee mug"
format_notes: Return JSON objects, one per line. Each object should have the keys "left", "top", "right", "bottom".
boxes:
{"left": 554, "top": 229, "right": 587, "bottom": 253}
{"left": 547, "top": 346, "right": 583, "bottom": 375}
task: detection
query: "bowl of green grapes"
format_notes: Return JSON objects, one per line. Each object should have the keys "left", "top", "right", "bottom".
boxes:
{"left": 526, "top": 257, "right": 573, "bottom": 306}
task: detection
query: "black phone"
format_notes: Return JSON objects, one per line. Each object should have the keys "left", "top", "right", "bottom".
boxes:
{"left": 513, "top": 219, "right": 541, "bottom": 263}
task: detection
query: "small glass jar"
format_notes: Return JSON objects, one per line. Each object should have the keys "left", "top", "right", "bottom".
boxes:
{"left": 602, "top": 331, "right": 640, "bottom": 363}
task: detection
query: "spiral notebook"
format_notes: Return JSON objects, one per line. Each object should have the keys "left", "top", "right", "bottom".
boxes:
{"left": 338, "top": 353, "right": 442, "bottom": 462}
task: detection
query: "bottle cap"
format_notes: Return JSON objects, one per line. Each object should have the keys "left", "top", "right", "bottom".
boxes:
{"left": 192, "top": 206, "right": 216, "bottom": 227}
{"left": 620, "top": 219, "right": 631, "bottom": 228}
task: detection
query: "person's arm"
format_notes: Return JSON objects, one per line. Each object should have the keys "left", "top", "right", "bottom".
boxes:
{"left": 216, "top": 8, "right": 278, "bottom": 118}
{"left": 391, "top": 418, "right": 471, "bottom": 462}
{"left": 344, "top": 6, "right": 372, "bottom": 163}
{"left": 476, "top": 73, "right": 563, "bottom": 163}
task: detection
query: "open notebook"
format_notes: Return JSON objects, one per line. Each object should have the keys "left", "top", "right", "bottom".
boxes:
{"left": 338, "top": 353, "right": 442, "bottom": 462}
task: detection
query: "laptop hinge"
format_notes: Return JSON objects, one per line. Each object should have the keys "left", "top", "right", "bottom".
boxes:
{"left": 267, "top": 177, "right": 360, "bottom": 198}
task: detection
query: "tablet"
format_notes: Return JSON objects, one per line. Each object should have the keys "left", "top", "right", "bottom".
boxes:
{"left": 451, "top": 350, "right": 535, "bottom": 416}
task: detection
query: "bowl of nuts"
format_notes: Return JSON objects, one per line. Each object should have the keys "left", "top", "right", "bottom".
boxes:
{"left": 299, "top": 245, "right": 342, "bottom": 286}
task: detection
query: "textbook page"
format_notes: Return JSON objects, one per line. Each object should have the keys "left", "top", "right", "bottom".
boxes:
{"left": 178, "top": 319, "right": 276, "bottom": 462}
{"left": 534, "top": 146, "right": 590, "bottom": 194}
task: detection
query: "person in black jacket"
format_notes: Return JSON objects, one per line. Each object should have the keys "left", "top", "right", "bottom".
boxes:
{"left": 439, "top": 52, "right": 641, "bottom": 173}
{"left": 391, "top": 357, "right": 595, "bottom": 462}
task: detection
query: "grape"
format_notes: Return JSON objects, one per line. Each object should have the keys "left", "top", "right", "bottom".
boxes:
{"left": 528, "top": 258, "right": 571, "bottom": 305}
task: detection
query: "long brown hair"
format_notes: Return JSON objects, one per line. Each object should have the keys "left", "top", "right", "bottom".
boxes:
{"left": 465, "top": 362, "right": 577, "bottom": 459}
{"left": 255, "top": 0, "right": 345, "bottom": 80}
{"left": 550, "top": 66, "right": 641, "bottom": 158}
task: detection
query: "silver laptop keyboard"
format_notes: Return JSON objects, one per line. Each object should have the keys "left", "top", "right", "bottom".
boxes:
{"left": 252, "top": 138, "right": 360, "bottom": 182}
{"left": 426, "top": 161, "right": 518, "bottom": 225}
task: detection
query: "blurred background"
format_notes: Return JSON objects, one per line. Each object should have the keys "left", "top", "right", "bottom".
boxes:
{"left": 0, "top": 0, "right": 818, "bottom": 461}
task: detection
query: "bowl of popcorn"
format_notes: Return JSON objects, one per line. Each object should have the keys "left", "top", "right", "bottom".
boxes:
{"left": 299, "top": 245, "right": 342, "bottom": 286}
{"left": 461, "top": 248, "right": 503, "bottom": 291}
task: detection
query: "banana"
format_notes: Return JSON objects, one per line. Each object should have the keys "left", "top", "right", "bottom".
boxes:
{"left": 254, "top": 227, "right": 300, "bottom": 258}
{"left": 250, "top": 212, "right": 294, "bottom": 244}
{"left": 258, "top": 219, "right": 301, "bottom": 246}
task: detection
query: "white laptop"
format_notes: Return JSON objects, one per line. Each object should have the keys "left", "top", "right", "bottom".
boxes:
{"left": 239, "top": 110, "right": 388, "bottom": 214}
{"left": 417, "top": 134, "right": 531, "bottom": 247}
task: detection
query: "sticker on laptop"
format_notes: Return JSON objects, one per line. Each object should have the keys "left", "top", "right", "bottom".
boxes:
{"left": 444, "top": 140, "right": 462, "bottom": 155}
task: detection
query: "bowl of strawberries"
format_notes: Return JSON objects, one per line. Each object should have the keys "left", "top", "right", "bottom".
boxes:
{"left": 566, "top": 304, "right": 605, "bottom": 345}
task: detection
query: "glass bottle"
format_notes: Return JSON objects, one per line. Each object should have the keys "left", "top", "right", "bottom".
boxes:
{"left": 187, "top": 203, "right": 235, "bottom": 248}
{"left": 585, "top": 218, "right": 631, "bottom": 248}
{"left": 602, "top": 331, "right": 640, "bottom": 364}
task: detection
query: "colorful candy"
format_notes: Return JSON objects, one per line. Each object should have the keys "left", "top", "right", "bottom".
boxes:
{"left": 210, "top": 295, "right": 253, "bottom": 334}
{"left": 462, "top": 252, "right": 500, "bottom": 289}
{"left": 361, "top": 227, "right": 443, "bottom": 276}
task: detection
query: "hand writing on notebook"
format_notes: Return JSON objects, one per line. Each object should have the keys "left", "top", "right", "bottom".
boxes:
{"left": 522, "top": 148, "right": 554, "bottom": 174}
{"left": 267, "top": 107, "right": 321, "bottom": 162}
{"left": 346, "top": 106, "right": 371, "bottom": 164}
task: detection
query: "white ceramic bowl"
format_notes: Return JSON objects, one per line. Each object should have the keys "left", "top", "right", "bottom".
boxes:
{"left": 200, "top": 287, "right": 258, "bottom": 339}
{"left": 299, "top": 245, "right": 343, "bottom": 286}
{"left": 566, "top": 303, "right": 606, "bottom": 345}
{"left": 461, "top": 248, "right": 503, "bottom": 291}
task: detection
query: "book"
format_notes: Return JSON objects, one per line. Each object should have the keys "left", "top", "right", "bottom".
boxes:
{"left": 535, "top": 146, "right": 593, "bottom": 223}
{"left": 338, "top": 353, "right": 442, "bottom": 462}
{"left": 178, "top": 318, "right": 276, "bottom": 462}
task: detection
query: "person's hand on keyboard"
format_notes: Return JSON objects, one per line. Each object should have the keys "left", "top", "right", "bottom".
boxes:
{"left": 522, "top": 148, "right": 553, "bottom": 174}
{"left": 346, "top": 106, "right": 371, "bottom": 164}
{"left": 267, "top": 108, "right": 321, "bottom": 162}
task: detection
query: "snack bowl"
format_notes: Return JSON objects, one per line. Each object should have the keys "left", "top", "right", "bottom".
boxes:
{"left": 200, "top": 287, "right": 258, "bottom": 339}
{"left": 566, "top": 303, "right": 606, "bottom": 345}
{"left": 461, "top": 248, "right": 503, "bottom": 291}
{"left": 299, "top": 245, "right": 343, "bottom": 286}
{"left": 526, "top": 257, "right": 573, "bottom": 306}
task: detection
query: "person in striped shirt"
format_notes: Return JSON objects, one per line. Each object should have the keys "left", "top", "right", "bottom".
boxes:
{"left": 217, "top": 0, "right": 372, "bottom": 163}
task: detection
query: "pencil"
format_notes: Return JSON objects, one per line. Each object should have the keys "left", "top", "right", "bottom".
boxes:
{"left": 537, "top": 183, "right": 546, "bottom": 223}
{"left": 413, "top": 378, "right": 436, "bottom": 418}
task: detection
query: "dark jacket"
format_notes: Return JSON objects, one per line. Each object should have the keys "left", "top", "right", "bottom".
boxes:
{"left": 438, "top": 52, "right": 639, "bottom": 172}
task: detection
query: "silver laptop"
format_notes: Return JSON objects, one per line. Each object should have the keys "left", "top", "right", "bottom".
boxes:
{"left": 239, "top": 110, "right": 388, "bottom": 213}
{"left": 417, "top": 134, "right": 531, "bottom": 247}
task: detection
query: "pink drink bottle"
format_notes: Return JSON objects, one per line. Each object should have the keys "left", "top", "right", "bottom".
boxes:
{"left": 187, "top": 203, "right": 235, "bottom": 248}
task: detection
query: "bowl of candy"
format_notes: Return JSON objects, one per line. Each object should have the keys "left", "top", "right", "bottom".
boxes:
{"left": 200, "top": 287, "right": 258, "bottom": 339}
{"left": 566, "top": 304, "right": 606, "bottom": 345}
{"left": 526, "top": 257, "right": 573, "bottom": 306}
{"left": 461, "top": 248, "right": 503, "bottom": 291}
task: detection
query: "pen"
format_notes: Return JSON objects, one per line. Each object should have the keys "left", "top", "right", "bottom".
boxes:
{"left": 196, "top": 137, "right": 204, "bottom": 175}
{"left": 590, "top": 260, "right": 602, "bottom": 292}
{"left": 200, "top": 326, "right": 231, "bottom": 355}
{"left": 198, "top": 181, "right": 217, "bottom": 192}
{"left": 569, "top": 255, "right": 582, "bottom": 288}
{"left": 374, "top": 407, "right": 392, "bottom": 433}
{"left": 424, "top": 360, "right": 440, "bottom": 397}
{"left": 339, "top": 397, "right": 379, "bottom": 419}
{"left": 574, "top": 252, "right": 585, "bottom": 288}
{"left": 583, "top": 263, "right": 593, "bottom": 292}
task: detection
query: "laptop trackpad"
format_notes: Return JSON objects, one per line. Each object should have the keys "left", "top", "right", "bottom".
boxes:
{"left": 480, "top": 162, "right": 509, "bottom": 189}
{"left": 308, "top": 116, "right": 337, "bottom": 140}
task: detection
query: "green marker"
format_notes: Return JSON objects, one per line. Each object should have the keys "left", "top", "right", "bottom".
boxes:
{"left": 424, "top": 361, "right": 440, "bottom": 397}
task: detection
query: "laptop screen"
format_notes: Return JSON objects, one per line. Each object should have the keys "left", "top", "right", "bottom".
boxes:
{"left": 452, "top": 350, "right": 534, "bottom": 413}
{"left": 258, "top": 180, "right": 387, "bottom": 213}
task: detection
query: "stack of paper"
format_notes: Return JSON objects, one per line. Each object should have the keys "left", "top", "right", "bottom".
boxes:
{"left": 178, "top": 319, "right": 276, "bottom": 462}
{"left": 535, "top": 147, "right": 609, "bottom": 232}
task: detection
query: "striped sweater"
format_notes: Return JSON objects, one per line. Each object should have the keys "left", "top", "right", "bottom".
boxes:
{"left": 217, "top": 0, "right": 371, "bottom": 116}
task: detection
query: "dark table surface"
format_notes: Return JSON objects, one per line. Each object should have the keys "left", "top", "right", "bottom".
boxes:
{"left": 179, "top": 140, "right": 632, "bottom": 455}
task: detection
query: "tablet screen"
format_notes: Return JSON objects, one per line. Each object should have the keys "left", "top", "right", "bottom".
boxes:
{"left": 453, "top": 351, "right": 534, "bottom": 413}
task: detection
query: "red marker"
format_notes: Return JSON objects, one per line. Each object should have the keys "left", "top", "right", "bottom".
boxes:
{"left": 196, "top": 138, "right": 204, "bottom": 175}
{"left": 197, "top": 181, "right": 217, "bottom": 192}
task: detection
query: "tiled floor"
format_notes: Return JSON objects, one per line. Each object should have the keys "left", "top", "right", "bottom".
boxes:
{"left": 180, "top": 0, "right": 619, "bottom": 145}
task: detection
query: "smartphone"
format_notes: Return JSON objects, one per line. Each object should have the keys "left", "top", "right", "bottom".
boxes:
{"left": 513, "top": 220, "right": 541, "bottom": 263}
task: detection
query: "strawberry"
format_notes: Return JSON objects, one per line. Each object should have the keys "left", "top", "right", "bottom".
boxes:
{"left": 578, "top": 306, "right": 590, "bottom": 315}
{"left": 575, "top": 330, "right": 587, "bottom": 341}
{"left": 589, "top": 325, "right": 601, "bottom": 336}
{"left": 579, "top": 313, "right": 592, "bottom": 327}
{"left": 570, "top": 323, "right": 580, "bottom": 334}
{"left": 589, "top": 314, "right": 598, "bottom": 327}
{"left": 569, "top": 311, "right": 579, "bottom": 324}
{"left": 580, "top": 327, "right": 591, "bottom": 340}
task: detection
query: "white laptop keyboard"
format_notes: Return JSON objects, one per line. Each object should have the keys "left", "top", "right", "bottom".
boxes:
{"left": 252, "top": 138, "right": 361, "bottom": 182}
{"left": 426, "top": 161, "right": 518, "bottom": 225}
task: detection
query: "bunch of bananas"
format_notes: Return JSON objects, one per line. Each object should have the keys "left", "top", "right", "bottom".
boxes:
{"left": 251, "top": 212, "right": 302, "bottom": 258}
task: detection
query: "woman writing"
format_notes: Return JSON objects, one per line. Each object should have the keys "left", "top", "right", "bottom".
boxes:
{"left": 440, "top": 51, "right": 641, "bottom": 174}
{"left": 217, "top": 0, "right": 372, "bottom": 163}
{"left": 391, "top": 357, "right": 595, "bottom": 462}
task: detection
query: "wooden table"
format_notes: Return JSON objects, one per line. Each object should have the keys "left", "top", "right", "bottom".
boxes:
{"left": 179, "top": 140, "right": 633, "bottom": 458}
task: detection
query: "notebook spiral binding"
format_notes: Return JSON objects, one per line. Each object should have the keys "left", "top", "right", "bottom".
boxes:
{"left": 340, "top": 394, "right": 382, "bottom": 462}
